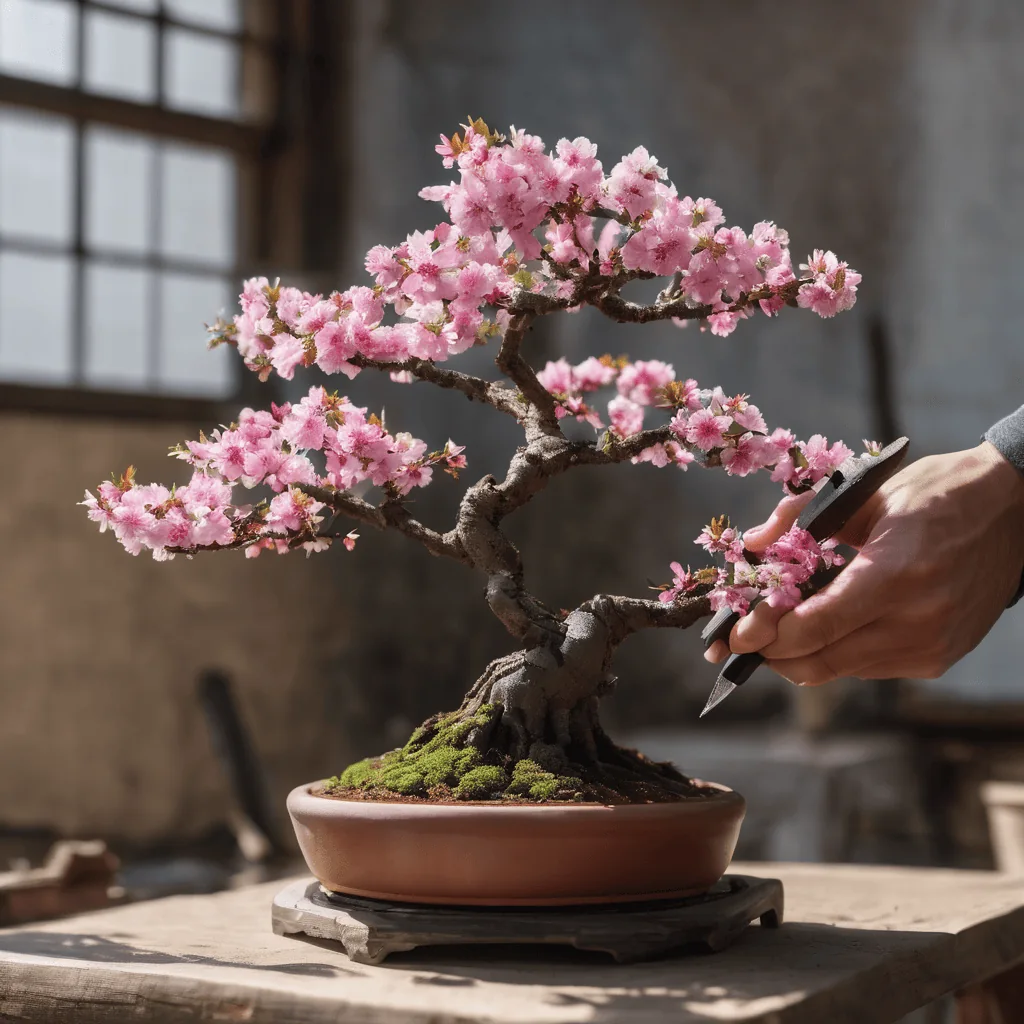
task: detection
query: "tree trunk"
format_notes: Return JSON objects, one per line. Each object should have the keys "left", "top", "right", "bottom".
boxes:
{"left": 459, "top": 608, "right": 616, "bottom": 762}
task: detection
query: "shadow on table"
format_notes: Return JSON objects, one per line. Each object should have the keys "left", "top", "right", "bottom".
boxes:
{"left": 0, "top": 920, "right": 981, "bottom": 1021}
{"left": 0, "top": 930, "right": 355, "bottom": 977}
{"left": 381, "top": 921, "right": 958, "bottom": 1022}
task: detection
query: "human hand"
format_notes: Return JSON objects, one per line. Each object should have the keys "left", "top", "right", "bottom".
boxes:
{"left": 704, "top": 442, "right": 1024, "bottom": 684}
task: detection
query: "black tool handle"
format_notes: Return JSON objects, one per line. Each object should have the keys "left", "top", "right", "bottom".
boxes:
{"left": 715, "top": 562, "right": 846, "bottom": 686}
{"left": 702, "top": 437, "right": 910, "bottom": 688}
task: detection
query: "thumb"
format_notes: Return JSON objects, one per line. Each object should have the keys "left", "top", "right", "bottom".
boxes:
{"left": 742, "top": 490, "right": 816, "bottom": 553}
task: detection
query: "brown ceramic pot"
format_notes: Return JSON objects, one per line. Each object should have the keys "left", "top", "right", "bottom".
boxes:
{"left": 286, "top": 782, "right": 745, "bottom": 906}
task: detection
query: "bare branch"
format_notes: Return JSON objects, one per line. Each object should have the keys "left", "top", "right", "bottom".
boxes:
{"left": 503, "top": 290, "right": 575, "bottom": 316}
{"left": 495, "top": 313, "right": 562, "bottom": 439}
{"left": 595, "top": 292, "right": 720, "bottom": 323}
{"left": 352, "top": 355, "right": 523, "bottom": 419}
{"left": 582, "top": 592, "right": 713, "bottom": 647}
{"left": 300, "top": 484, "right": 470, "bottom": 565}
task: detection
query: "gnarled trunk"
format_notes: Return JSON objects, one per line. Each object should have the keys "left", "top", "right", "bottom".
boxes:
{"left": 460, "top": 607, "right": 616, "bottom": 763}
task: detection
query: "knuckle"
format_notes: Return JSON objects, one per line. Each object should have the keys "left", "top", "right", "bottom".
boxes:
{"left": 811, "top": 613, "right": 840, "bottom": 651}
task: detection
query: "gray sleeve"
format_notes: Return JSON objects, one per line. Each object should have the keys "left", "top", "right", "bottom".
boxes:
{"left": 984, "top": 406, "right": 1024, "bottom": 606}
{"left": 985, "top": 405, "right": 1024, "bottom": 476}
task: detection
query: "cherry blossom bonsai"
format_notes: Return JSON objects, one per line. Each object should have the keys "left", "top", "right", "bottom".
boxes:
{"left": 85, "top": 120, "right": 861, "bottom": 814}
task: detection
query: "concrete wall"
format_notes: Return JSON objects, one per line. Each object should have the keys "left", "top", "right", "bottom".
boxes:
{"left": 0, "top": 413, "right": 350, "bottom": 843}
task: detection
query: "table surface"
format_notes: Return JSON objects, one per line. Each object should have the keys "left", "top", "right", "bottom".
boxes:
{"left": 1, "top": 862, "right": 1023, "bottom": 1024}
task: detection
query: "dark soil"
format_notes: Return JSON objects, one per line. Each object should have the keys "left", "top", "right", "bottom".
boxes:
{"left": 314, "top": 773, "right": 720, "bottom": 806}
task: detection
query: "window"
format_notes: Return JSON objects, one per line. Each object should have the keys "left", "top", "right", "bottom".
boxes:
{"left": 0, "top": 0, "right": 277, "bottom": 411}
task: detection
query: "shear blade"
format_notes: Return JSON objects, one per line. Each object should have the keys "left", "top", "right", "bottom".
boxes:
{"left": 700, "top": 675, "right": 737, "bottom": 718}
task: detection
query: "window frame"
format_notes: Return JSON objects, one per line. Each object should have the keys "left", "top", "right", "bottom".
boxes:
{"left": 0, "top": 0, "right": 283, "bottom": 420}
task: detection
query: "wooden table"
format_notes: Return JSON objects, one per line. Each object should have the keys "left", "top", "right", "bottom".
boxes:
{"left": 1, "top": 862, "right": 1023, "bottom": 1023}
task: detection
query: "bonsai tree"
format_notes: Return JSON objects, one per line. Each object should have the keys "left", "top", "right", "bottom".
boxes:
{"left": 85, "top": 120, "right": 863, "bottom": 804}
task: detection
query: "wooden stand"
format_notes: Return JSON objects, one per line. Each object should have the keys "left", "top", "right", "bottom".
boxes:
{"left": 271, "top": 874, "right": 784, "bottom": 964}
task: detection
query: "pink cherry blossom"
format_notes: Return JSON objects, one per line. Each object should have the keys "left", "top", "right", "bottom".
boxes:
{"left": 659, "top": 562, "right": 699, "bottom": 604}
{"left": 632, "top": 441, "right": 694, "bottom": 470}
{"left": 608, "top": 396, "right": 644, "bottom": 439}
{"left": 616, "top": 360, "right": 675, "bottom": 406}
{"left": 720, "top": 434, "right": 770, "bottom": 477}
{"left": 797, "top": 249, "right": 861, "bottom": 317}
{"left": 800, "top": 435, "right": 854, "bottom": 476}
{"left": 695, "top": 522, "right": 744, "bottom": 561}
{"left": 573, "top": 357, "right": 618, "bottom": 392}
{"left": 685, "top": 408, "right": 733, "bottom": 451}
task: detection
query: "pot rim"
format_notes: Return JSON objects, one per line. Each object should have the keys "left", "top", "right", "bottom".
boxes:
{"left": 287, "top": 779, "right": 744, "bottom": 819}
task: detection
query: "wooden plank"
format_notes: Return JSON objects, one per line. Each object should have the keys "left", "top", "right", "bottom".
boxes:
{"left": 0, "top": 863, "right": 1023, "bottom": 1023}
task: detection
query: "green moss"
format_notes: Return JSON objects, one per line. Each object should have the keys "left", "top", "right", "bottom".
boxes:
{"left": 507, "top": 758, "right": 583, "bottom": 801}
{"left": 325, "top": 705, "right": 587, "bottom": 803}
{"left": 455, "top": 765, "right": 509, "bottom": 800}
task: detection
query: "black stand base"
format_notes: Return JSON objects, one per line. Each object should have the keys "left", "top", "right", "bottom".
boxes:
{"left": 271, "top": 875, "right": 784, "bottom": 965}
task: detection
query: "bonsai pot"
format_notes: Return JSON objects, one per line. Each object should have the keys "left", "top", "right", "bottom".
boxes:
{"left": 286, "top": 782, "right": 745, "bottom": 906}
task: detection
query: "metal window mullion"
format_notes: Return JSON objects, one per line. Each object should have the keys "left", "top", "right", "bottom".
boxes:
{"left": 148, "top": 139, "right": 164, "bottom": 390}
{"left": 155, "top": 0, "right": 166, "bottom": 108}
{"left": 83, "top": 0, "right": 251, "bottom": 46}
{"left": 70, "top": 2, "right": 89, "bottom": 384}
{"left": 0, "top": 234, "right": 242, "bottom": 279}
{"left": 0, "top": 75, "right": 266, "bottom": 155}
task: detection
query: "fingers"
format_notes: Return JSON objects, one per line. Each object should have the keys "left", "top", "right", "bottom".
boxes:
{"left": 760, "top": 553, "right": 885, "bottom": 661}
{"left": 741, "top": 490, "right": 816, "bottom": 553}
{"left": 765, "top": 620, "right": 906, "bottom": 686}
{"left": 729, "top": 600, "right": 789, "bottom": 653}
{"left": 703, "top": 639, "right": 729, "bottom": 663}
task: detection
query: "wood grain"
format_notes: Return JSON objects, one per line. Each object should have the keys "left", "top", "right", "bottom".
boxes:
{"left": 0, "top": 862, "right": 1023, "bottom": 1023}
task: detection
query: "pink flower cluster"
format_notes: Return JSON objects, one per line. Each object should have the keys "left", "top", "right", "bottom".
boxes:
{"left": 796, "top": 250, "right": 862, "bottom": 318}
{"left": 212, "top": 120, "right": 860, "bottom": 388}
{"left": 661, "top": 438, "right": 892, "bottom": 617}
{"left": 536, "top": 356, "right": 853, "bottom": 492}
{"left": 82, "top": 470, "right": 237, "bottom": 561}
{"left": 82, "top": 386, "right": 466, "bottom": 559}
{"left": 659, "top": 518, "right": 844, "bottom": 616}
{"left": 88, "top": 118, "right": 864, "bottom": 627}
{"left": 707, "top": 526, "right": 845, "bottom": 616}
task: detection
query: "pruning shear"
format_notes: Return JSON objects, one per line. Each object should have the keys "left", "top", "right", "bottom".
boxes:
{"left": 699, "top": 436, "right": 911, "bottom": 717}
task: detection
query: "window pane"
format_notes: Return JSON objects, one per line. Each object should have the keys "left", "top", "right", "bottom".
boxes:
{"left": 164, "top": 28, "right": 239, "bottom": 119}
{"left": 84, "top": 126, "right": 153, "bottom": 254}
{"left": 158, "top": 272, "right": 233, "bottom": 396}
{"left": 84, "top": 262, "right": 149, "bottom": 388}
{"left": 83, "top": 8, "right": 156, "bottom": 102}
{"left": 159, "top": 143, "right": 235, "bottom": 267}
{"left": 0, "top": 0, "right": 77, "bottom": 86}
{"left": 0, "top": 251, "right": 74, "bottom": 384}
{"left": 0, "top": 109, "right": 74, "bottom": 244}
{"left": 165, "top": 0, "right": 238, "bottom": 32}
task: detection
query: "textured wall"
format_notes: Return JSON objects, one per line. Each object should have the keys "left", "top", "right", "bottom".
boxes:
{"left": 891, "top": 0, "right": 1024, "bottom": 699}
{"left": 0, "top": 413, "right": 350, "bottom": 843}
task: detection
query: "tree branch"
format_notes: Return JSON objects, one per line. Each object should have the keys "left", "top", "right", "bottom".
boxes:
{"left": 495, "top": 312, "right": 562, "bottom": 439}
{"left": 300, "top": 484, "right": 470, "bottom": 565}
{"left": 594, "top": 292, "right": 721, "bottom": 323}
{"left": 582, "top": 592, "right": 713, "bottom": 648}
{"left": 351, "top": 355, "right": 523, "bottom": 419}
